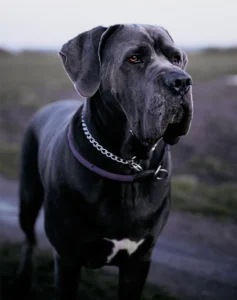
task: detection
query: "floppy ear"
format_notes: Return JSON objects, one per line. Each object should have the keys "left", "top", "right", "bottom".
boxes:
{"left": 182, "top": 51, "right": 188, "bottom": 69}
{"left": 59, "top": 26, "right": 107, "bottom": 98}
{"left": 98, "top": 24, "right": 122, "bottom": 64}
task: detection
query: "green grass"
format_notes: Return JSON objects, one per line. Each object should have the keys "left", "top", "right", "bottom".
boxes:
{"left": 188, "top": 155, "right": 237, "bottom": 182}
{"left": 0, "top": 51, "right": 76, "bottom": 178}
{"left": 0, "top": 144, "right": 20, "bottom": 179}
{"left": 0, "top": 243, "right": 176, "bottom": 300}
{"left": 172, "top": 175, "right": 237, "bottom": 220}
{"left": 187, "top": 48, "right": 237, "bottom": 82}
{"left": 0, "top": 52, "right": 72, "bottom": 99}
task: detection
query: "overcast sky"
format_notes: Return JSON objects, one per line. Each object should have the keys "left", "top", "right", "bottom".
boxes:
{"left": 1, "top": 0, "right": 237, "bottom": 50}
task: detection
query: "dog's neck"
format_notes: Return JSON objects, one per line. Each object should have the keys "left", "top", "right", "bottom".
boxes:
{"left": 82, "top": 91, "right": 153, "bottom": 162}
{"left": 71, "top": 92, "right": 168, "bottom": 174}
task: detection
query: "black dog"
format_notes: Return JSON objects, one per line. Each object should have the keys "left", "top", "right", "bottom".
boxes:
{"left": 17, "top": 24, "right": 193, "bottom": 300}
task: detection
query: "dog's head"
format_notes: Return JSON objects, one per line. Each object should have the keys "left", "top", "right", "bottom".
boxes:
{"left": 59, "top": 24, "right": 193, "bottom": 149}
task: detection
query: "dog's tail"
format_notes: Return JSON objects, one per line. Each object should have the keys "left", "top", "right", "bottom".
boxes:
{"left": 19, "top": 125, "right": 44, "bottom": 246}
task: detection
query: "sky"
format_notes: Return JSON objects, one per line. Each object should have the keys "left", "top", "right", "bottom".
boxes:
{"left": 1, "top": 0, "right": 237, "bottom": 51}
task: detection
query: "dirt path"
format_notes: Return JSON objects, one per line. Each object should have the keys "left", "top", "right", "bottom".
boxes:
{"left": 0, "top": 176, "right": 237, "bottom": 299}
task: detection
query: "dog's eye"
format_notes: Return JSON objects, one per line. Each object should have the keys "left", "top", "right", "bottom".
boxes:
{"left": 172, "top": 55, "right": 181, "bottom": 65}
{"left": 128, "top": 55, "right": 142, "bottom": 64}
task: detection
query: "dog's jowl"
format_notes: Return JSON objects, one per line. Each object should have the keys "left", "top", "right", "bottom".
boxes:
{"left": 17, "top": 24, "right": 193, "bottom": 300}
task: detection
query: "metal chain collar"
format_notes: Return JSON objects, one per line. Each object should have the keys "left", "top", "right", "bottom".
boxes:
{"left": 81, "top": 113, "right": 143, "bottom": 172}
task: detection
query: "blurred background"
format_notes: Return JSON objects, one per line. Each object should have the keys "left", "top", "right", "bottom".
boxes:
{"left": 0, "top": 1, "right": 237, "bottom": 299}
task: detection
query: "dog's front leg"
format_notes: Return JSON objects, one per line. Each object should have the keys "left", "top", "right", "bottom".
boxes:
{"left": 54, "top": 254, "right": 81, "bottom": 300}
{"left": 118, "top": 258, "right": 151, "bottom": 300}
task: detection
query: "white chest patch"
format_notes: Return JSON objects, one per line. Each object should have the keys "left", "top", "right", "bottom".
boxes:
{"left": 104, "top": 238, "right": 144, "bottom": 263}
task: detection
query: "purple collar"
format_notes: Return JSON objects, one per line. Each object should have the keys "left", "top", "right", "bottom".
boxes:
{"left": 67, "top": 124, "right": 169, "bottom": 183}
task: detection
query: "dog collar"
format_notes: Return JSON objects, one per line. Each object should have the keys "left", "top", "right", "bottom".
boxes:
{"left": 67, "top": 123, "right": 170, "bottom": 183}
{"left": 81, "top": 112, "right": 143, "bottom": 172}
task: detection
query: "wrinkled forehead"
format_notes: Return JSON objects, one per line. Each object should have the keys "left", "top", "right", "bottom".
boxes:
{"left": 103, "top": 24, "right": 175, "bottom": 58}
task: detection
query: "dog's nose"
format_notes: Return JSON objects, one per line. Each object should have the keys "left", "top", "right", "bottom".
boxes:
{"left": 164, "top": 71, "right": 192, "bottom": 95}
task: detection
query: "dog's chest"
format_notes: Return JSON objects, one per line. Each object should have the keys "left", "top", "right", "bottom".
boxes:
{"left": 104, "top": 238, "right": 144, "bottom": 262}
{"left": 92, "top": 181, "right": 167, "bottom": 227}
{"left": 83, "top": 237, "right": 151, "bottom": 268}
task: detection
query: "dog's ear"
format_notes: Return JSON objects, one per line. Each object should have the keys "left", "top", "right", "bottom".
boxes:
{"left": 59, "top": 25, "right": 121, "bottom": 98}
{"left": 182, "top": 51, "right": 188, "bottom": 69}
{"left": 59, "top": 26, "right": 107, "bottom": 97}
{"left": 98, "top": 24, "right": 122, "bottom": 64}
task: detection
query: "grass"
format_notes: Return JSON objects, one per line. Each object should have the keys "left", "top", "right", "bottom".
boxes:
{"left": 0, "top": 52, "right": 72, "bottom": 97}
{"left": 0, "top": 144, "right": 20, "bottom": 179}
{"left": 0, "top": 51, "right": 76, "bottom": 143}
{"left": 187, "top": 48, "right": 237, "bottom": 82}
{"left": 0, "top": 243, "right": 176, "bottom": 300}
{"left": 188, "top": 155, "right": 237, "bottom": 182}
{"left": 0, "top": 51, "right": 76, "bottom": 179}
{"left": 172, "top": 175, "right": 237, "bottom": 220}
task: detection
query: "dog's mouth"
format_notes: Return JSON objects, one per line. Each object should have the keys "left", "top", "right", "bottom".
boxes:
{"left": 137, "top": 121, "right": 186, "bottom": 149}
{"left": 162, "top": 106, "right": 193, "bottom": 145}
{"left": 129, "top": 103, "right": 193, "bottom": 159}
{"left": 162, "top": 123, "right": 181, "bottom": 145}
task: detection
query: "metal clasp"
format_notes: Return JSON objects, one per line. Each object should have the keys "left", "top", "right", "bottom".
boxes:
{"left": 154, "top": 165, "right": 168, "bottom": 180}
{"left": 129, "top": 157, "right": 143, "bottom": 172}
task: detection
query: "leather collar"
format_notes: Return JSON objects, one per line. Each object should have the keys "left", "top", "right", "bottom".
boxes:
{"left": 67, "top": 123, "right": 170, "bottom": 183}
